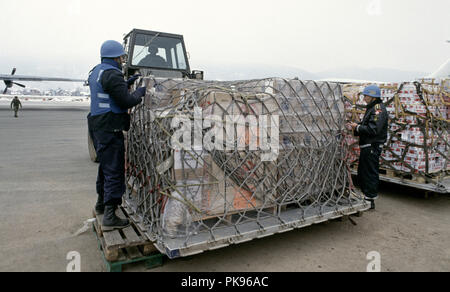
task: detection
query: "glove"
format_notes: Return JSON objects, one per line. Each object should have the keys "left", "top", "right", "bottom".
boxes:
{"left": 127, "top": 74, "right": 142, "bottom": 87}
{"left": 135, "top": 87, "right": 147, "bottom": 98}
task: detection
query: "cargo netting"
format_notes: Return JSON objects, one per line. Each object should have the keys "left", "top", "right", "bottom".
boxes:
{"left": 344, "top": 79, "right": 450, "bottom": 191}
{"left": 125, "top": 77, "right": 367, "bottom": 253}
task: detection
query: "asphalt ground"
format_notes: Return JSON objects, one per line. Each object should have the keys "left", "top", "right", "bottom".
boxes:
{"left": 0, "top": 106, "right": 449, "bottom": 272}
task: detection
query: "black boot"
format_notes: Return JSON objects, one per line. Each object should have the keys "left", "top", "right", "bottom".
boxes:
{"left": 365, "top": 195, "right": 378, "bottom": 211}
{"left": 95, "top": 194, "right": 105, "bottom": 215}
{"left": 102, "top": 205, "right": 129, "bottom": 231}
{"left": 364, "top": 198, "right": 376, "bottom": 210}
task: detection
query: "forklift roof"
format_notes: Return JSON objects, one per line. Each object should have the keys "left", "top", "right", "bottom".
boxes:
{"left": 124, "top": 29, "right": 185, "bottom": 42}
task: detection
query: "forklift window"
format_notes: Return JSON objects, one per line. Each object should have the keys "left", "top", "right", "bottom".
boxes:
{"left": 176, "top": 43, "right": 187, "bottom": 69}
{"left": 131, "top": 33, "right": 187, "bottom": 70}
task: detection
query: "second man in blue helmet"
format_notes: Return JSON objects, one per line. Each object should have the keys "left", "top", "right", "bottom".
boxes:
{"left": 348, "top": 85, "right": 388, "bottom": 210}
{"left": 88, "top": 40, "right": 146, "bottom": 230}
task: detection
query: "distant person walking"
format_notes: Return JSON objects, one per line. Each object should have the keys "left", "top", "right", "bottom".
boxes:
{"left": 10, "top": 96, "right": 22, "bottom": 118}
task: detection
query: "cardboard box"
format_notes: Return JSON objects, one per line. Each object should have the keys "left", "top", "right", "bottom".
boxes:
{"left": 203, "top": 160, "right": 263, "bottom": 216}
{"left": 201, "top": 157, "right": 278, "bottom": 216}
{"left": 280, "top": 114, "right": 335, "bottom": 134}
{"left": 200, "top": 91, "right": 280, "bottom": 116}
{"left": 173, "top": 150, "right": 210, "bottom": 182}
{"left": 173, "top": 148, "right": 275, "bottom": 217}
{"left": 141, "top": 77, "right": 185, "bottom": 109}
{"left": 276, "top": 147, "right": 341, "bottom": 199}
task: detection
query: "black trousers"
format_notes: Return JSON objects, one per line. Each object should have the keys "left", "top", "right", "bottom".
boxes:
{"left": 357, "top": 145, "right": 382, "bottom": 199}
{"left": 94, "top": 131, "right": 126, "bottom": 206}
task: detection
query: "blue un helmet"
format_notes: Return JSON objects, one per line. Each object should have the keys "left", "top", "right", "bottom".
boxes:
{"left": 100, "top": 40, "right": 126, "bottom": 58}
{"left": 362, "top": 85, "right": 381, "bottom": 99}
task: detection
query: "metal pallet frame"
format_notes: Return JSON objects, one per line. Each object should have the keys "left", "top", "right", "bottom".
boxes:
{"left": 124, "top": 195, "right": 370, "bottom": 259}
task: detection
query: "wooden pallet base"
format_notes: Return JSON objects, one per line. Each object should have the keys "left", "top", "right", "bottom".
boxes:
{"left": 379, "top": 168, "right": 427, "bottom": 184}
{"left": 93, "top": 226, "right": 164, "bottom": 272}
{"left": 93, "top": 207, "right": 164, "bottom": 272}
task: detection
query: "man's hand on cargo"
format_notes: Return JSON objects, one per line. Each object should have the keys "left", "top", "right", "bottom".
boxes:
{"left": 127, "top": 74, "right": 142, "bottom": 87}
{"left": 347, "top": 122, "right": 358, "bottom": 131}
{"left": 135, "top": 87, "right": 147, "bottom": 98}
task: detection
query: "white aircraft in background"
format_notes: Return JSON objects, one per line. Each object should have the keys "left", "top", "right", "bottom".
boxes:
{"left": 424, "top": 58, "right": 450, "bottom": 80}
{"left": 319, "top": 59, "right": 450, "bottom": 84}
{"left": 0, "top": 68, "right": 85, "bottom": 94}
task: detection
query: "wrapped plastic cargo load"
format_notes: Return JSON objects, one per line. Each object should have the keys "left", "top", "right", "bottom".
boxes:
{"left": 343, "top": 79, "right": 450, "bottom": 193}
{"left": 125, "top": 77, "right": 370, "bottom": 258}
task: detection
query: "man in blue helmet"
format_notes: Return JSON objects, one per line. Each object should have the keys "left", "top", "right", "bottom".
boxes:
{"left": 348, "top": 85, "right": 388, "bottom": 210}
{"left": 88, "top": 40, "right": 146, "bottom": 230}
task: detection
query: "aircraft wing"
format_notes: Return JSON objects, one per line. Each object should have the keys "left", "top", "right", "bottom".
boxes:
{"left": 0, "top": 74, "right": 85, "bottom": 82}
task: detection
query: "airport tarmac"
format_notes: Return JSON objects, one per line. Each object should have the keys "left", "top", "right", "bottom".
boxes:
{"left": 0, "top": 106, "right": 449, "bottom": 272}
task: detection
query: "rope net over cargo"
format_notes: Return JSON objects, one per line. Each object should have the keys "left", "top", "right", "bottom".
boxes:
{"left": 125, "top": 77, "right": 365, "bottom": 248}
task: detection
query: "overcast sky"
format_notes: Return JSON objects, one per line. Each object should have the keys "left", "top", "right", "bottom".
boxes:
{"left": 0, "top": 0, "right": 449, "bottom": 84}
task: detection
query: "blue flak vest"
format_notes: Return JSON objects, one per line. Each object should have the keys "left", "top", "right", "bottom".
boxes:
{"left": 89, "top": 60, "right": 127, "bottom": 117}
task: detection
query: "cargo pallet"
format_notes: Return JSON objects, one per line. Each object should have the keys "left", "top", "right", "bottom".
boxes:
{"left": 350, "top": 165, "right": 450, "bottom": 194}
{"left": 92, "top": 207, "right": 164, "bottom": 272}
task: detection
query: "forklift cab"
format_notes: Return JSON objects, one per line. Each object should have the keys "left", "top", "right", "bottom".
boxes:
{"left": 123, "top": 29, "right": 203, "bottom": 80}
